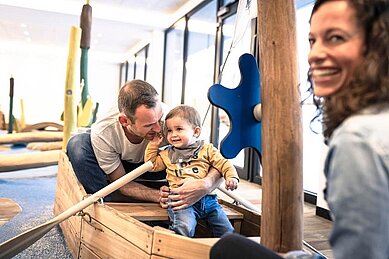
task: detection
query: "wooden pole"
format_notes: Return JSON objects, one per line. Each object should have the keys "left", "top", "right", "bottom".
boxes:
{"left": 257, "top": 0, "right": 303, "bottom": 253}
{"left": 8, "top": 76, "right": 14, "bottom": 133}
{"left": 63, "top": 26, "right": 81, "bottom": 150}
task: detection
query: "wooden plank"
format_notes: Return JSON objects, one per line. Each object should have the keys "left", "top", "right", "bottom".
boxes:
{"left": 80, "top": 214, "right": 150, "bottom": 259}
{"left": 0, "top": 150, "right": 60, "bottom": 172}
{"left": 54, "top": 152, "right": 86, "bottom": 258}
{"left": 78, "top": 243, "right": 102, "bottom": 259}
{"left": 0, "top": 198, "right": 21, "bottom": 227}
{"left": 91, "top": 204, "right": 155, "bottom": 254}
{"left": 107, "top": 203, "right": 168, "bottom": 221}
{"left": 0, "top": 131, "right": 63, "bottom": 144}
{"left": 21, "top": 122, "right": 63, "bottom": 132}
{"left": 107, "top": 202, "right": 243, "bottom": 221}
{"left": 257, "top": 0, "right": 303, "bottom": 252}
{"left": 59, "top": 216, "right": 81, "bottom": 257}
{"left": 54, "top": 152, "right": 87, "bottom": 212}
{"left": 152, "top": 229, "right": 213, "bottom": 259}
{"left": 27, "top": 141, "right": 62, "bottom": 151}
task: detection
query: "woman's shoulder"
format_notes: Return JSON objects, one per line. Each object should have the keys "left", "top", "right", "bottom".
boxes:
{"left": 334, "top": 105, "right": 389, "bottom": 137}
{"left": 330, "top": 105, "right": 389, "bottom": 153}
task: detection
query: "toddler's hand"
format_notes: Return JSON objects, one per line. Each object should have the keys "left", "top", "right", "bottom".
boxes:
{"left": 225, "top": 178, "right": 238, "bottom": 191}
{"left": 150, "top": 132, "right": 163, "bottom": 146}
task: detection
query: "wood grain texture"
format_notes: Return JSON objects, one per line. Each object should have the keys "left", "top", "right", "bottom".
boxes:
{"left": 0, "top": 198, "right": 21, "bottom": 227}
{"left": 0, "top": 150, "right": 60, "bottom": 172}
{"left": 257, "top": 0, "right": 303, "bottom": 252}
{"left": 0, "top": 131, "right": 63, "bottom": 145}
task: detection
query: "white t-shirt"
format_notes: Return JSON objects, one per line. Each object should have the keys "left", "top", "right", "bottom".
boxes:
{"left": 91, "top": 106, "right": 147, "bottom": 174}
{"left": 91, "top": 104, "right": 169, "bottom": 175}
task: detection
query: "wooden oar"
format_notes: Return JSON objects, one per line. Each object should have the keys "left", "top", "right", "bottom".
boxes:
{"left": 0, "top": 161, "right": 153, "bottom": 259}
{"left": 217, "top": 184, "right": 260, "bottom": 214}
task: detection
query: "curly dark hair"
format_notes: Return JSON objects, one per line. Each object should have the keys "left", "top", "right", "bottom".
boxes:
{"left": 117, "top": 80, "right": 159, "bottom": 123}
{"left": 309, "top": 0, "right": 389, "bottom": 139}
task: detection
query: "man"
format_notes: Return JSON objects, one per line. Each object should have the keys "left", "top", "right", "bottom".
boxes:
{"left": 67, "top": 79, "right": 222, "bottom": 208}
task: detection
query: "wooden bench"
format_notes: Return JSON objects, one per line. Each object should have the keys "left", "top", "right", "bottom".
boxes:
{"left": 107, "top": 202, "right": 244, "bottom": 233}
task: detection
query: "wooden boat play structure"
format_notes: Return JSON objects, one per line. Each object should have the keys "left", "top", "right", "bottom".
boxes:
{"left": 53, "top": 152, "right": 261, "bottom": 259}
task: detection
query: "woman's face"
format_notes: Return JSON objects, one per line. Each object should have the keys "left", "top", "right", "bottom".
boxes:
{"left": 308, "top": 0, "right": 365, "bottom": 97}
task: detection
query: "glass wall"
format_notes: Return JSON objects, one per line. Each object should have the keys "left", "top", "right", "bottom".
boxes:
{"left": 162, "top": 19, "right": 186, "bottom": 107}
{"left": 134, "top": 45, "right": 148, "bottom": 81}
{"left": 183, "top": 1, "right": 217, "bottom": 141}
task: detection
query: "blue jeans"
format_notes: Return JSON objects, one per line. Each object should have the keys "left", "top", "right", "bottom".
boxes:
{"left": 66, "top": 132, "right": 166, "bottom": 202}
{"left": 168, "top": 194, "right": 234, "bottom": 237}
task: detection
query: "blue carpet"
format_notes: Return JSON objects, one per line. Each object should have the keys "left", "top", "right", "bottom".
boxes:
{"left": 0, "top": 166, "right": 73, "bottom": 258}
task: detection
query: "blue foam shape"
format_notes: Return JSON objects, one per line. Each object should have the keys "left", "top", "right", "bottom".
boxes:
{"left": 208, "top": 53, "right": 261, "bottom": 159}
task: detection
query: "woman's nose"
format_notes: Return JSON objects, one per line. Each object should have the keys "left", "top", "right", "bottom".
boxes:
{"left": 308, "top": 41, "right": 326, "bottom": 65}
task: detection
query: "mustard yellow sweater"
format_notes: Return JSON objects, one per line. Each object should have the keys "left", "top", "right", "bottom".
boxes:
{"left": 145, "top": 142, "right": 239, "bottom": 188}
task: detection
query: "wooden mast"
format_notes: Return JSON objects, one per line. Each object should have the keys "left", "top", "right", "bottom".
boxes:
{"left": 257, "top": 0, "right": 303, "bottom": 253}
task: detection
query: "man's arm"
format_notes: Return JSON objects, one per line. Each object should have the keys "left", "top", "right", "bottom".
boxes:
{"left": 108, "top": 163, "right": 160, "bottom": 202}
{"left": 162, "top": 167, "right": 223, "bottom": 210}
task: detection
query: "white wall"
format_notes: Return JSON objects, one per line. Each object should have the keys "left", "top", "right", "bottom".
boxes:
{"left": 0, "top": 41, "right": 120, "bottom": 126}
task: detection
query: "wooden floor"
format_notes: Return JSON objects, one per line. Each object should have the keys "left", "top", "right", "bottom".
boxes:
{"left": 215, "top": 180, "right": 333, "bottom": 259}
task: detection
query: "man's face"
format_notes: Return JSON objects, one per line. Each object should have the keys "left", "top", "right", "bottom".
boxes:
{"left": 126, "top": 102, "right": 163, "bottom": 140}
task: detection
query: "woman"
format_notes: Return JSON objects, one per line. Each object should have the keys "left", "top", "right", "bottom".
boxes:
{"left": 308, "top": 0, "right": 389, "bottom": 258}
{"left": 211, "top": 0, "right": 389, "bottom": 258}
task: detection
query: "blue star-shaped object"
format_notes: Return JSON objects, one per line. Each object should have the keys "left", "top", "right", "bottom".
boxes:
{"left": 208, "top": 53, "right": 261, "bottom": 159}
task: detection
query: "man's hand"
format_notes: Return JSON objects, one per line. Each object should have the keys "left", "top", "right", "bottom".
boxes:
{"left": 167, "top": 178, "right": 209, "bottom": 210}
{"left": 159, "top": 185, "right": 170, "bottom": 209}
{"left": 159, "top": 167, "right": 223, "bottom": 210}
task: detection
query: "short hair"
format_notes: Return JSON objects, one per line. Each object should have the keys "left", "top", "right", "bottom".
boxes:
{"left": 165, "top": 105, "right": 202, "bottom": 129}
{"left": 117, "top": 80, "right": 159, "bottom": 123}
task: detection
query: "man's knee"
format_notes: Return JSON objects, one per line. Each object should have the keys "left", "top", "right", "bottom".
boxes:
{"left": 67, "top": 133, "right": 90, "bottom": 161}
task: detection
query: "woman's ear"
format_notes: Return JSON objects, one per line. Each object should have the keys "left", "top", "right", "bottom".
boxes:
{"left": 118, "top": 114, "right": 129, "bottom": 127}
{"left": 194, "top": 126, "right": 201, "bottom": 138}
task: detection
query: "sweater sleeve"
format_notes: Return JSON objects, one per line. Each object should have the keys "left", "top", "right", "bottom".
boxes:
{"left": 144, "top": 143, "right": 167, "bottom": 172}
{"left": 206, "top": 143, "right": 239, "bottom": 181}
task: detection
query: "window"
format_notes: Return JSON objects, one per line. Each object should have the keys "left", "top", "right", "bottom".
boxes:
{"left": 162, "top": 19, "right": 186, "bottom": 107}
{"left": 183, "top": 0, "right": 217, "bottom": 141}
{"left": 134, "top": 45, "right": 148, "bottom": 81}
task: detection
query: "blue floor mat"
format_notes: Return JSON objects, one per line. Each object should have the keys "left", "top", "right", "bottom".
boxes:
{"left": 0, "top": 167, "right": 72, "bottom": 258}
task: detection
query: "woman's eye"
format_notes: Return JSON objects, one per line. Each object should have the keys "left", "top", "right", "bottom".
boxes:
{"left": 328, "top": 35, "right": 345, "bottom": 44}
{"left": 308, "top": 37, "right": 315, "bottom": 47}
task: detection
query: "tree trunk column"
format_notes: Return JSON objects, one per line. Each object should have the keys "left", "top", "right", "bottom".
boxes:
{"left": 257, "top": 0, "right": 303, "bottom": 253}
